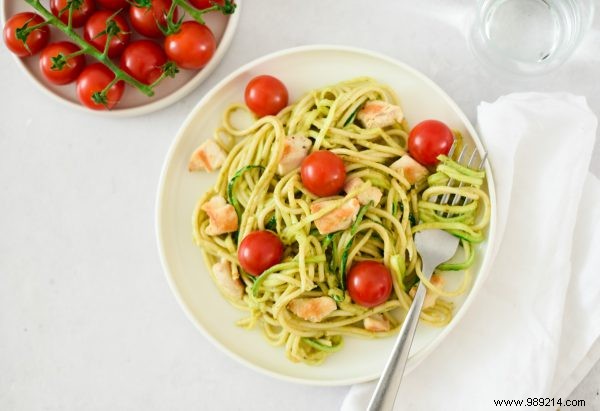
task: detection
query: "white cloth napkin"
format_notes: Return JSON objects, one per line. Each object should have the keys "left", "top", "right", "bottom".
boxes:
{"left": 342, "top": 93, "right": 600, "bottom": 411}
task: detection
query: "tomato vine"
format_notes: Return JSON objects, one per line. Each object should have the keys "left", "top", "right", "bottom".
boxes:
{"left": 12, "top": 0, "right": 235, "bottom": 105}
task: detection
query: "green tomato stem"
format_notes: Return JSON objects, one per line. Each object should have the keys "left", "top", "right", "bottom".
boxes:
{"left": 26, "top": 21, "right": 50, "bottom": 31}
{"left": 164, "top": 0, "right": 179, "bottom": 25}
{"left": 23, "top": 0, "right": 155, "bottom": 97}
{"left": 65, "top": 48, "right": 87, "bottom": 59}
{"left": 100, "top": 33, "right": 112, "bottom": 59}
{"left": 173, "top": 0, "right": 215, "bottom": 25}
{"left": 101, "top": 75, "right": 120, "bottom": 94}
{"left": 91, "top": 75, "right": 121, "bottom": 108}
{"left": 15, "top": 19, "right": 50, "bottom": 47}
{"left": 148, "top": 62, "right": 179, "bottom": 89}
{"left": 67, "top": 3, "right": 73, "bottom": 30}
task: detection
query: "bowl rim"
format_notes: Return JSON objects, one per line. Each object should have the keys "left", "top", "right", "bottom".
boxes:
{"left": 0, "top": 0, "right": 242, "bottom": 117}
{"left": 155, "top": 44, "right": 498, "bottom": 386}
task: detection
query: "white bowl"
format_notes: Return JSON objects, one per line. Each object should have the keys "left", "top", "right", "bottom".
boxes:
{"left": 156, "top": 45, "right": 498, "bottom": 386}
{"left": 1, "top": 0, "right": 241, "bottom": 117}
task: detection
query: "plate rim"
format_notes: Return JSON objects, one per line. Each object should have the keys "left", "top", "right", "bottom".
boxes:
{"left": 0, "top": 0, "right": 242, "bottom": 117}
{"left": 155, "top": 44, "right": 498, "bottom": 386}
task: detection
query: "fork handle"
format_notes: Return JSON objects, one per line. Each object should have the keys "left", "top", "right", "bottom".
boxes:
{"left": 367, "top": 282, "right": 427, "bottom": 411}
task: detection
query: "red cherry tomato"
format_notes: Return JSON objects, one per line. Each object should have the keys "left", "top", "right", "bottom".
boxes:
{"left": 129, "top": 0, "right": 178, "bottom": 38}
{"left": 96, "top": 0, "right": 129, "bottom": 10}
{"left": 237, "top": 231, "right": 284, "bottom": 276}
{"left": 3, "top": 12, "right": 50, "bottom": 57}
{"left": 188, "top": 0, "right": 224, "bottom": 9}
{"left": 244, "top": 75, "right": 288, "bottom": 117}
{"left": 347, "top": 261, "right": 393, "bottom": 307}
{"left": 164, "top": 21, "right": 216, "bottom": 70}
{"left": 407, "top": 120, "right": 454, "bottom": 167}
{"left": 39, "top": 41, "right": 86, "bottom": 85}
{"left": 300, "top": 151, "right": 346, "bottom": 197}
{"left": 120, "top": 40, "right": 167, "bottom": 85}
{"left": 76, "top": 63, "right": 124, "bottom": 110}
{"left": 50, "top": 0, "right": 95, "bottom": 28}
{"left": 84, "top": 10, "right": 130, "bottom": 58}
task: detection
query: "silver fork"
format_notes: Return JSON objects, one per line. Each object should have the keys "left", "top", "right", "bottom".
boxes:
{"left": 367, "top": 144, "right": 486, "bottom": 411}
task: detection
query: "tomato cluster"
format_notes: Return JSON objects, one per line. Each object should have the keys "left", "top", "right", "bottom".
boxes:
{"left": 3, "top": 0, "right": 232, "bottom": 110}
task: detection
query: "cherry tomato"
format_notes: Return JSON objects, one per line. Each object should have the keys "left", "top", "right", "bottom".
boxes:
{"left": 188, "top": 0, "right": 224, "bottom": 9}
{"left": 50, "top": 0, "right": 95, "bottom": 28}
{"left": 3, "top": 13, "right": 50, "bottom": 57}
{"left": 129, "top": 0, "right": 178, "bottom": 38}
{"left": 96, "top": 0, "right": 129, "bottom": 10}
{"left": 408, "top": 120, "right": 454, "bottom": 167}
{"left": 76, "top": 63, "right": 124, "bottom": 110}
{"left": 244, "top": 75, "right": 288, "bottom": 117}
{"left": 83, "top": 10, "right": 130, "bottom": 58}
{"left": 120, "top": 40, "right": 167, "bottom": 85}
{"left": 347, "top": 261, "right": 393, "bottom": 307}
{"left": 300, "top": 151, "right": 346, "bottom": 197}
{"left": 39, "top": 41, "right": 86, "bottom": 85}
{"left": 164, "top": 21, "right": 215, "bottom": 70}
{"left": 237, "top": 231, "right": 284, "bottom": 276}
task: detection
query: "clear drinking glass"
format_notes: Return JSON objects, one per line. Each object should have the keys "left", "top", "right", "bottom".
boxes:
{"left": 469, "top": 0, "right": 595, "bottom": 75}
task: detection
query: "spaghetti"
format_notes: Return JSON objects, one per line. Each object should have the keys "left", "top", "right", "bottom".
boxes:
{"left": 192, "top": 78, "right": 490, "bottom": 364}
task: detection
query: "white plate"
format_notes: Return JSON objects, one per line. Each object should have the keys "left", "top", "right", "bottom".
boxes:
{"left": 0, "top": 0, "right": 241, "bottom": 117}
{"left": 156, "top": 45, "right": 498, "bottom": 386}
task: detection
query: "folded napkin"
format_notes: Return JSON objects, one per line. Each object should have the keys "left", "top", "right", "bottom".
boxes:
{"left": 342, "top": 93, "right": 600, "bottom": 410}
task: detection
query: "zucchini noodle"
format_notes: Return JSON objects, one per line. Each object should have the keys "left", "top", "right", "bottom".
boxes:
{"left": 192, "top": 77, "right": 491, "bottom": 364}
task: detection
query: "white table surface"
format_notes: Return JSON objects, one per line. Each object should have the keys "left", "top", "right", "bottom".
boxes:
{"left": 2, "top": 1, "right": 600, "bottom": 410}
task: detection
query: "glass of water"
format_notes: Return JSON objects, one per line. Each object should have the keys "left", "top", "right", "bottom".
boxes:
{"left": 469, "top": 0, "right": 595, "bottom": 75}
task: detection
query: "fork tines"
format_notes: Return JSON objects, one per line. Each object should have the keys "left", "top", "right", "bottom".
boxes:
{"left": 435, "top": 144, "right": 487, "bottom": 214}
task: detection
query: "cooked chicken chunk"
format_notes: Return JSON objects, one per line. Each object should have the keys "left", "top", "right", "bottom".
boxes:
{"left": 357, "top": 101, "right": 404, "bottom": 129}
{"left": 344, "top": 177, "right": 383, "bottom": 206}
{"left": 277, "top": 135, "right": 312, "bottom": 175}
{"left": 288, "top": 296, "right": 337, "bottom": 322}
{"left": 364, "top": 314, "right": 391, "bottom": 332}
{"left": 201, "top": 195, "right": 238, "bottom": 235}
{"left": 390, "top": 154, "right": 429, "bottom": 185}
{"left": 212, "top": 258, "right": 244, "bottom": 300}
{"left": 188, "top": 140, "right": 227, "bottom": 172}
{"left": 310, "top": 198, "right": 360, "bottom": 234}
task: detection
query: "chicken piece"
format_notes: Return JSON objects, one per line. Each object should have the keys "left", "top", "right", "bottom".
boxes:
{"left": 357, "top": 100, "right": 404, "bottom": 129}
{"left": 344, "top": 177, "right": 383, "bottom": 206}
{"left": 288, "top": 296, "right": 337, "bottom": 322}
{"left": 409, "top": 274, "right": 445, "bottom": 309}
{"left": 212, "top": 258, "right": 244, "bottom": 300}
{"left": 364, "top": 314, "right": 391, "bottom": 332}
{"left": 310, "top": 198, "right": 360, "bottom": 235}
{"left": 390, "top": 154, "right": 429, "bottom": 185}
{"left": 188, "top": 140, "right": 227, "bottom": 172}
{"left": 201, "top": 195, "right": 238, "bottom": 235}
{"left": 277, "top": 135, "right": 312, "bottom": 175}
